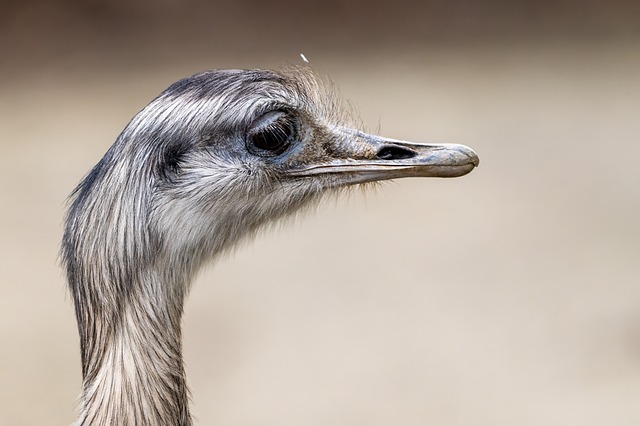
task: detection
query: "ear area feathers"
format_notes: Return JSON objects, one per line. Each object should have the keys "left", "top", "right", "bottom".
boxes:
{"left": 158, "top": 143, "right": 189, "bottom": 180}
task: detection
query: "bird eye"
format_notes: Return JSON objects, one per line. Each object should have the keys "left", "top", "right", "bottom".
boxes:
{"left": 247, "top": 111, "right": 296, "bottom": 156}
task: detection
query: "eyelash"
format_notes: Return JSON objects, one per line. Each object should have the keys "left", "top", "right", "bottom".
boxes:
{"left": 247, "top": 110, "right": 297, "bottom": 156}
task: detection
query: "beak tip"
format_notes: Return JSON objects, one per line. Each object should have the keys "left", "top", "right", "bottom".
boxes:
{"left": 453, "top": 144, "right": 480, "bottom": 171}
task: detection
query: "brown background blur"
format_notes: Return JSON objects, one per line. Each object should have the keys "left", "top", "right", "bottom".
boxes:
{"left": 1, "top": 1, "right": 639, "bottom": 425}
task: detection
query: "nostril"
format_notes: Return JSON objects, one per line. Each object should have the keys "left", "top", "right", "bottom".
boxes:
{"left": 376, "top": 145, "right": 416, "bottom": 160}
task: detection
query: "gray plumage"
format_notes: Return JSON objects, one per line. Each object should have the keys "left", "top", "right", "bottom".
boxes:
{"left": 62, "top": 68, "right": 478, "bottom": 425}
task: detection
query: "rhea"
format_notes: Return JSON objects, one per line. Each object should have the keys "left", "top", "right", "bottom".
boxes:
{"left": 62, "top": 69, "right": 478, "bottom": 425}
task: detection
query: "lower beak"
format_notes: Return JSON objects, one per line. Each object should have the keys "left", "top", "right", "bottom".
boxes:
{"left": 289, "top": 130, "right": 479, "bottom": 184}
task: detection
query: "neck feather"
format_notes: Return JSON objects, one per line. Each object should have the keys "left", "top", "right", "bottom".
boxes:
{"left": 74, "top": 270, "right": 192, "bottom": 426}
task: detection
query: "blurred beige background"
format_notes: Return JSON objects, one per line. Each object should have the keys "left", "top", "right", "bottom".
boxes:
{"left": 1, "top": 1, "right": 639, "bottom": 425}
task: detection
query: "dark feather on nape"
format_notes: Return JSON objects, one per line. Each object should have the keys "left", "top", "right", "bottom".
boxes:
{"left": 67, "top": 153, "right": 111, "bottom": 215}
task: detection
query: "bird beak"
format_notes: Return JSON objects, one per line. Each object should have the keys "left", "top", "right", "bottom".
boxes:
{"left": 288, "top": 127, "right": 479, "bottom": 185}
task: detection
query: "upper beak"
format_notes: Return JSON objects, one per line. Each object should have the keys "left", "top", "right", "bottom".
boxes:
{"left": 288, "top": 128, "right": 479, "bottom": 185}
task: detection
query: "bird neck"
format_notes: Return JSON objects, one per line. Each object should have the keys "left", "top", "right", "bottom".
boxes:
{"left": 74, "top": 269, "right": 192, "bottom": 426}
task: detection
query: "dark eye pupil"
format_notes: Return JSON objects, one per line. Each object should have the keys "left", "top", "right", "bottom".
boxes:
{"left": 249, "top": 115, "right": 294, "bottom": 153}
{"left": 252, "top": 126, "right": 286, "bottom": 150}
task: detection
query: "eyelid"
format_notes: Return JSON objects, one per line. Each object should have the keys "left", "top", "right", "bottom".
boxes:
{"left": 250, "top": 110, "right": 289, "bottom": 133}
{"left": 251, "top": 101, "right": 289, "bottom": 120}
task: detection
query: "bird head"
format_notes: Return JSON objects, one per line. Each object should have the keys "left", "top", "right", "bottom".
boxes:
{"left": 65, "top": 68, "right": 478, "bottom": 284}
